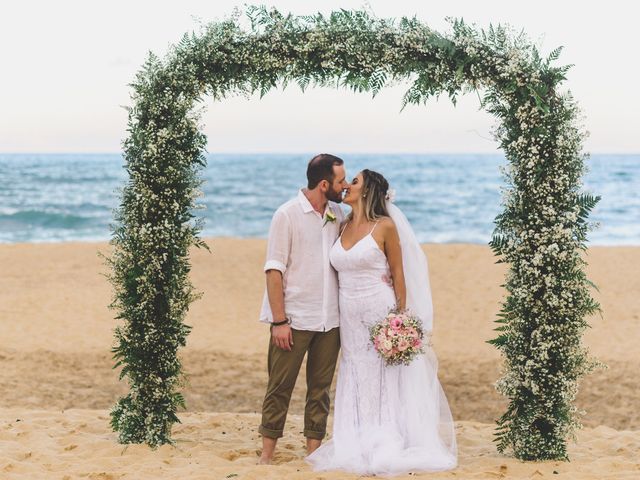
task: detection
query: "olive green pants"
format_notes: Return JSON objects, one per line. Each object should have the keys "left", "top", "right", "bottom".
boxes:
{"left": 259, "top": 327, "right": 340, "bottom": 440}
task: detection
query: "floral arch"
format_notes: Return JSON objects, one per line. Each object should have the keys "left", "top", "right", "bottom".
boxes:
{"left": 106, "top": 7, "right": 600, "bottom": 460}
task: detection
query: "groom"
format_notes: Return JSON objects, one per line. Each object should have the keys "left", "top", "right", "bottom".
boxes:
{"left": 258, "top": 153, "right": 347, "bottom": 464}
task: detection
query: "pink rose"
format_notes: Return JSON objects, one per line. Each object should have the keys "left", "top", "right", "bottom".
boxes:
{"left": 390, "top": 317, "right": 403, "bottom": 330}
{"left": 413, "top": 339, "right": 422, "bottom": 349}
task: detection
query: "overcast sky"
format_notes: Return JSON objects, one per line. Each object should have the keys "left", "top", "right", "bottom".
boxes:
{"left": 1, "top": 0, "right": 638, "bottom": 154}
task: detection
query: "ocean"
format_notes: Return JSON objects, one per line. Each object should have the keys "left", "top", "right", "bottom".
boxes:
{"left": 0, "top": 153, "right": 638, "bottom": 245}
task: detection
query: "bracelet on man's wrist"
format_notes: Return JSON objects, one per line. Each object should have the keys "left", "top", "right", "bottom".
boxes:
{"left": 272, "top": 317, "right": 291, "bottom": 326}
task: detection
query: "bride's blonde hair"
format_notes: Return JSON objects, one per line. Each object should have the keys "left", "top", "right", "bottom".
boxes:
{"left": 349, "top": 169, "right": 390, "bottom": 222}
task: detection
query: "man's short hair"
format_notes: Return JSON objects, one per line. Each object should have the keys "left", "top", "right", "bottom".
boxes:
{"left": 307, "top": 153, "right": 344, "bottom": 189}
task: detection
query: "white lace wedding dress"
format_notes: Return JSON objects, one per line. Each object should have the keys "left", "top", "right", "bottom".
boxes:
{"left": 306, "top": 220, "right": 457, "bottom": 476}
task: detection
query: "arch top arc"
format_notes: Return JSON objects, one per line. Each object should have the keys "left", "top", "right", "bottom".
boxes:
{"left": 138, "top": 7, "right": 564, "bottom": 119}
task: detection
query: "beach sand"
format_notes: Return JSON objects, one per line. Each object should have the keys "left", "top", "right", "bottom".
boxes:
{"left": 0, "top": 239, "right": 638, "bottom": 479}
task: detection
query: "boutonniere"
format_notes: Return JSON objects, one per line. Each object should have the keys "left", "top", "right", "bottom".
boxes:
{"left": 323, "top": 210, "right": 337, "bottom": 227}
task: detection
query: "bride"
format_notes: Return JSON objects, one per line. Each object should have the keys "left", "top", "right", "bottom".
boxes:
{"left": 306, "top": 169, "right": 457, "bottom": 475}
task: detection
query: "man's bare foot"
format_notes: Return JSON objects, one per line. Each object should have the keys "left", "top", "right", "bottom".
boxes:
{"left": 259, "top": 436, "right": 277, "bottom": 465}
{"left": 306, "top": 438, "right": 322, "bottom": 455}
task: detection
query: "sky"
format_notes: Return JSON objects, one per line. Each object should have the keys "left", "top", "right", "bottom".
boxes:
{"left": 1, "top": 0, "right": 638, "bottom": 154}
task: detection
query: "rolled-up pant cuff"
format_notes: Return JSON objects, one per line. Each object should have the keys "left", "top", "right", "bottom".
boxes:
{"left": 304, "top": 428, "right": 326, "bottom": 440}
{"left": 258, "top": 425, "right": 283, "bottom": 439}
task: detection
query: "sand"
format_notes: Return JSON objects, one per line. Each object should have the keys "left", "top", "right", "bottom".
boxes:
{"left": 0, "top": 238, "right": 638, "bottom": 479}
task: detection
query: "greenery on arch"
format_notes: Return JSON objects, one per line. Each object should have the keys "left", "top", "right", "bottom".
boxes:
{"left": 105, "top": 6, "right": 601, "bottom": 460}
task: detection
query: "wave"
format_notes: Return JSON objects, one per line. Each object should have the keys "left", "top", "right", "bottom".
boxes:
{"left": 0, "top": 210, "right": 93, "bottom": 229}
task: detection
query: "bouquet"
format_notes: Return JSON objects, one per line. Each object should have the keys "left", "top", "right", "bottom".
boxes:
{"left": 369, "top": 308, "right": 427, "bottom": 366}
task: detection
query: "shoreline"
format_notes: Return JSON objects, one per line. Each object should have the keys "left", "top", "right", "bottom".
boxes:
{"left": 1, "top": 236, "right": 639, "bottom": 248}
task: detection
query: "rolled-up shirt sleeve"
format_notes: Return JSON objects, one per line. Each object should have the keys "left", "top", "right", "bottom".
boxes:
{"left": 264, "top": 208, "right": 291, "bottom": 274}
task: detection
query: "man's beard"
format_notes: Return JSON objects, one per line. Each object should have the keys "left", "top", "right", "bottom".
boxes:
{"left": 326, "top": 188, "right": 343, "bottom": 203}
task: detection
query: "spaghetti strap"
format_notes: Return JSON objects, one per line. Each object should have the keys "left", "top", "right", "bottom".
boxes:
{"left": 339, "top": 221, "right": 350, "bottom": 238}
{"left": 369, "top": 220, "right": 380, "bottom": 235}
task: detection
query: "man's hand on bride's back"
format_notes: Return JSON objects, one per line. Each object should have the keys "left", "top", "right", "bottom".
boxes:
{"left": 272, "top": 324, "right": 294, "bottom": 351}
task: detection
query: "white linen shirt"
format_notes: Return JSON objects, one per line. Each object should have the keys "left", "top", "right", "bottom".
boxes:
{"left": 259, "top": 189, "right": 344, "bottom": 331}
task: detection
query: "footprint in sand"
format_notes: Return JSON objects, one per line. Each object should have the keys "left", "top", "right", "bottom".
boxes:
{"left": 220, "top": 448, "right": 255, "bottom": 461}
{"left": 271, "top": 451, "right": 298, "bottom": 464}
{"left": 88, "top": 473, "right": 121, "bottom": 480}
